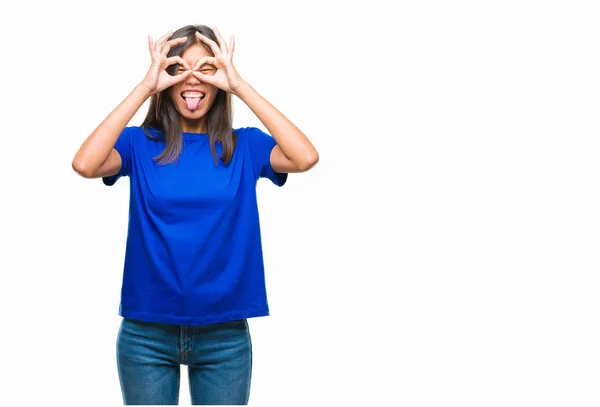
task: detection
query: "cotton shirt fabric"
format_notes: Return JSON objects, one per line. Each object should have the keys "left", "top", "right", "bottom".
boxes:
{"left": 103, "top": 126, "right": 287, "bottom": 325}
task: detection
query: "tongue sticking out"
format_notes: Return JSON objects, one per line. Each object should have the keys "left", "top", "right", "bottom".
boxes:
{"left": 185, "top": 97, "right": 201, "bottom": 111}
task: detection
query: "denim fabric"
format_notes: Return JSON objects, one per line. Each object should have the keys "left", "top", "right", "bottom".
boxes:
{"left": 116, "top": 317, "right": 252, "bottom": 405}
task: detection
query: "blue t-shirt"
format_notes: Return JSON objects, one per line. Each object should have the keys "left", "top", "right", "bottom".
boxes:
{"left": 103, "top": 126, "right": 287, "bottom": 325}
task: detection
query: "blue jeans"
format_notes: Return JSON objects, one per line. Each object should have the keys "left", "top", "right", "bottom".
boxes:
{"left": 116, "top": 317, "right": 252, "bottom": 405}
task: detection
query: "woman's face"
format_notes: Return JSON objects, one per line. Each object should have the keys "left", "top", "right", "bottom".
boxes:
{"left": 168, "top": 43, "right": 219, "bottom": 132}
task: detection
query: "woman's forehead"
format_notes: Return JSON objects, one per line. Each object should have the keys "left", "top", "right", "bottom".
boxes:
{"left": 181, "top": 43, "right": 212, "bottom": 65}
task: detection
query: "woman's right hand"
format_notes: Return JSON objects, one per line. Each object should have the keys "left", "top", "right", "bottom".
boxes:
{"left": 140, "top": 31, "right": 191, "bottom": 95}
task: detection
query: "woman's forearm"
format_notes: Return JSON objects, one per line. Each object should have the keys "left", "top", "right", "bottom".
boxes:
{"left": 72, "top": 84, "right": 152, "bottom": 177}
{"left": 233, "top": 82, "right": 319, "bottom": 169}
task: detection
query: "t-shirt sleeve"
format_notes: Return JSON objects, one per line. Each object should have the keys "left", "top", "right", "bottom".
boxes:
{"left": 244, "top": 127, "right": 288, "bottom": 186}
{"left": 102, "top": 127, "right": 133, "bottom": 186}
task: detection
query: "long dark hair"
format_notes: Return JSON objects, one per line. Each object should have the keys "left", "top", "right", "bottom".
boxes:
{"left": 141, "top": 24, "right": 237, "bottom": 166}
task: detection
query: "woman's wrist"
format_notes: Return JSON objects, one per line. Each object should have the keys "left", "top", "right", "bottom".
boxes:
{"left": 135, "top": 82, "right": 155, "bottom": 99}
{"left": 231, "top": 80, "right": 251, "bottom": 98}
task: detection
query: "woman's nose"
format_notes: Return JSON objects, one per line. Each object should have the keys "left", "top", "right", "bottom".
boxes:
{"left": 186, "top": 72, "right": 201, "bottom": 84}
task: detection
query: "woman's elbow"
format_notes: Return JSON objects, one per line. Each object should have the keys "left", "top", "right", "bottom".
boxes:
{"left": 298, "top": 151, "right": 319, "bottom": 172}
{"left": 72, "top": 159, "right": 95, "bottom": 178}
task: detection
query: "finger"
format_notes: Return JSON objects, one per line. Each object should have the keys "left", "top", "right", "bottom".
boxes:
{"left": 228, "top": 35, "right": 235, "bottom": 62}
{"left": 148, "top": 35, "right": 162, "bottom": 64}
{"left": 155, "top": 30, "right": 174, "bottom": 53}
{"left": 161, "top": 36, "right": 187, "bottom": 56}
{"left": 171, "top": 69, "right": 192, "bottom": 84}
{"left": 148, "top": 35, "right": 156, "bottom": 57}
{"left": 195, "top": 31, "right": 221, "bottom": 56}
{"left": 192, "top": 70, "right": 216, "bottom": 85}
{"left": 212, "top": 27, "right": 228, "bottom": 52}
{"left": 167, "top": 56, "right": 191, "bottom": 70}
{"left": 192, "top": 55, "right": 216, "bottom": 71}
{"left": 156, "top": 30, "right": 174, "bottom": 45}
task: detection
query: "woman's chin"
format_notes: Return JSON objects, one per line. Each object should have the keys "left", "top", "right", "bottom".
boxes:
{"left": 177, "top": 107, "right": 206, "bottom": 121}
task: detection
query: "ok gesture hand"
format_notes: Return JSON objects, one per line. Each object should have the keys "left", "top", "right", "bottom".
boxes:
{"left": 192, "top": 28, "right": 245, "bottom": 94}
{"left": 141, "top": 31, "right": 192, "bottom": 95}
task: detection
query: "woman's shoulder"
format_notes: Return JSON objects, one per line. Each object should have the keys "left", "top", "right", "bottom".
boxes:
{"left": 233, "top": 126, "right": 262, "bottom": 137}
{"left": 234, "top": 127, "right": 270, "bottom": 146}
{"left": 125, "top": 126, "right": 164, "bottom": 142}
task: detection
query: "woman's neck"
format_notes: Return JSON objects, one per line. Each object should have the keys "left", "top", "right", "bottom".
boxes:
{"left": 180, "top": 118, "right": 207, "bottom": 133}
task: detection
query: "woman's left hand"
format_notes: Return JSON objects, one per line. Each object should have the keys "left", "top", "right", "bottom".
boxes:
{"left": 192, "top": 28, "right": 245, "bottom": 94}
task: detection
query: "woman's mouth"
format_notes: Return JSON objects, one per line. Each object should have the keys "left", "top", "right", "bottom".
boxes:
{"left": 181, "top": 91, "right": 206, "bottom": 111}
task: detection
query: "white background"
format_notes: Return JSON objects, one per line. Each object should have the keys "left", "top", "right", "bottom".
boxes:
{"left": 1, "top": 0, "right": 599, "bottom": 406}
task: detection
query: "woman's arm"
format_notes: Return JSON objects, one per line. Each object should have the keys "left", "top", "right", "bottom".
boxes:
{"left": 193, "top": 28, "right": 319, "bottom": 174}
{"left": 72, "top": 31, "right": 191, "bottom": 178}
{"left": 233, "top": 82, "right": 319, "bottom": 173}
{"left": 71, "top": 85, "right": 151, "bottom": 178}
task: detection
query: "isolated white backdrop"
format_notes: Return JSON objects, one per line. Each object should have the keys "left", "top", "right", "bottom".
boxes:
{"left": 1, "top": 0, "right": 599, "bottom": 406}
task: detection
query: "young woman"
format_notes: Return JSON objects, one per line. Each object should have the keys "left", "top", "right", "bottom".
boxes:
{"left": 72, "top": 24, "right": 318, "bottom": 405}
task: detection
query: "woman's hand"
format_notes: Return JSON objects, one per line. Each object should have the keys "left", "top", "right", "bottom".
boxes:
{"left": 140, "top": 31, "right": 192, "bottom": 95}
{"left": 193, "top": 28, "right": 245, "bottom": 94}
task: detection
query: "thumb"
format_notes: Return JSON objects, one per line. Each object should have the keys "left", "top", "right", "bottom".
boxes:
{"left": 192, "top": 71, "right": 215, "bottom": 85}
{"left": 173, "top": 69, "right": 192, "bottom": 83}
